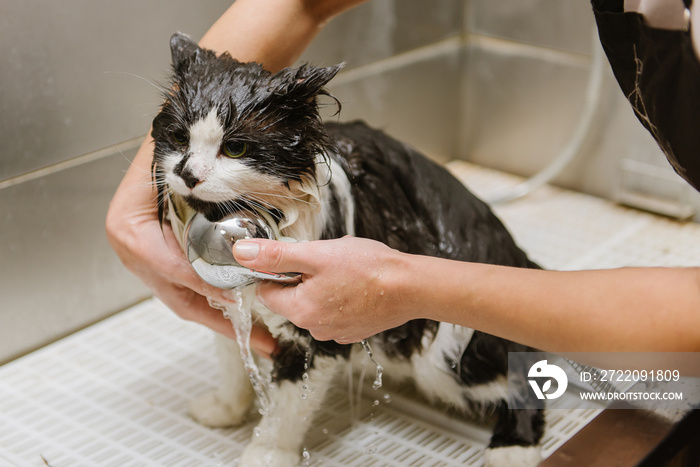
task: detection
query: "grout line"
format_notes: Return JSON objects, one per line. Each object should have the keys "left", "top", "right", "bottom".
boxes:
{"left": 467, "top": 33, "right": 592, "bottom": 67}
{"left": 331, "top": 31, "right": 591, "bottom": 89}
{"left": 0, "top": 136, "right": 145, "bottom": 191}
{"left": 331, "top": 36, "right": 464, "bottom": 87}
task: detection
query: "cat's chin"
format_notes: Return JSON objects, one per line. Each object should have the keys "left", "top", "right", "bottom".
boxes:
{"left": 181, "top": 195, "right": 251, "bottom": 222}
{"left": 180, "top": 196, "right": 228, "bottom": 222}
{"left": 182, "top": 195, "right": 284, "bottom": 223}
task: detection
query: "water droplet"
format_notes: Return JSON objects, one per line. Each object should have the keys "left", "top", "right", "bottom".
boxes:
{"left": 302, "top": 384, "right": 309, "bottom": 391}
{"left": 367, "top": 444, "right": 377, "bottom": 454}
{"left": 360, "top": 340, "right": 384, "bottom": 390}
{"left": 373, "top": 399, "right": 380, "bottom": 406}
{"left": 302, "top": 373, "right": 309, "bottom": 381}
{"left": 372, "top": 364, "right": 384, "bottom": 390}
{"left": 322, "top": 428, "right": 329, "bottom": 435}
{"left": 379, "top": 290, "right": 385, "bottom": 296}
{"left": 301, "top": 393, "right": 307, "bottom": 399}
{"left": 338, "top": 306, "right": 343, "bottom": 311}
{"left": 383, "top": 393, "right": 392, "bottom": 403}
{"left": 254, "top": 427, "right": 262, "bottom": 437}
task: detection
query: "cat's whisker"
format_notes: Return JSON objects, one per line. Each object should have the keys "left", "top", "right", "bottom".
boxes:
{"left": 236, "top": 195, "right": 276, "bottom": 215}
{"left": 115, "top": 150, "right": 155, "bottom": 177}
{"left": 238, "top": 193, "right": 278, "bottom": 208}
{"left": 152, "top": 187, "right": 174, "bottom": 212}
{"left": 124, "top": 180, "right": 164, "bottom": 190}
{"left": 103, "top": 71, "right": 169, "bottom": 95}
{"left": 244, "top": 190, "right": 316, "bottom": 207}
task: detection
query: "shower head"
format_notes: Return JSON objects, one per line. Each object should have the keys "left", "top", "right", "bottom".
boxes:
{"left": 185, "top": 211, "right": 300, "bottom": 289}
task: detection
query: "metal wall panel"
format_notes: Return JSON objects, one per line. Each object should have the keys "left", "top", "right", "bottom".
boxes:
{"left": 460, "top": 41, "right": 590, "bottom": 177}
{"left": 0, "top": 147, "right": 150, "bottom": 363}
{"left": 468, "top": 0, "right": 595, "bottom": 55}
{"left": 461, "top": 0, "right": 700, "bottom": 213}
{"left": 330, "top": 41, "right": 462, "bottom": 163}
{"left": 302, "top": 0, "right": 462, "bottom": 68}
{"left": 0, "top": 0, "right": 232, "bottom": 181}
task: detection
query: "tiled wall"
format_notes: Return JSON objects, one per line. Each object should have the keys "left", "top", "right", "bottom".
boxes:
{"left": 302, "top": 0, "right": 464, "bottom": 162}
{"left": 0, "top": 0, "right": 233, "bottom": 363}
{"left": 462, "top": 0, "right": 700, "bottom": 211}
{"left": 1, "top": 0, "right": 696, "bottom": 362}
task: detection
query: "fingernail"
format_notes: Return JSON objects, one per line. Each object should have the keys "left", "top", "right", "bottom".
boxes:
{"left": 234, "top": 240, "right": 260, "bottom": 261}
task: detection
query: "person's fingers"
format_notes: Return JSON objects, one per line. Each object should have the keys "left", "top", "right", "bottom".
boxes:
{"left": 249, "top": 324, "right": 278, "bottom": 359}
{"left": 155, "top": 275, "right": 280, "bottom": 357}
{"left": 233, "top": 239, "right": 314, "bottom": 275}
{"left": 153, "top": 281, "right": 237, "bottom": 340}
{"left": 256, "top": 281, "right": 337, "bottom": 342}
{"left": 255, "top": 280, "right": 300, "bottom": 320}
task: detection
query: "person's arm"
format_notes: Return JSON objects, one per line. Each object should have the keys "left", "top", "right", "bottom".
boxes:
{"left": 105, "top": 0, "right": 366, "bottom": 348}
{"left": 233, "top": 236, "right": 700, "bottom": 352}
{"left": 199, "top": 0, "right": 365, "bottom": 71}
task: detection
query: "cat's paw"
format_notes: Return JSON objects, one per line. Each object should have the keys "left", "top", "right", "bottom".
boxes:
{"left": 484, "top": 445, "right": 541, "bottom": 467}
{"left": 239, "top": 444, "right": 301, "bottom": 467}
{"left": 188, "top": 390, "right": 250, "bottom": 428}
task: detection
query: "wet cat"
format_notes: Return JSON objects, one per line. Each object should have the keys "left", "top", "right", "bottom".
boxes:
{"left": 151, "top": 32, "right": 544, "bottom": 467}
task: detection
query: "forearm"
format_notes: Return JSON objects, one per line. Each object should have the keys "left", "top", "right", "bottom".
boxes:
{"left": 398, "top": 255, "right": 700, "bottom": 352}
{"left": 200, "top": 0, "right": 366, "bottom": 71}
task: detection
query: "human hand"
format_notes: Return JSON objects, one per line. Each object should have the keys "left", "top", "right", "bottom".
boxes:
{"left": 105, "top": 138, "right": 240, "bottom": 336}
{"left": 106, "top": 139, "right": 280, "bottom": 358}
{"left": 233, "top": 236, "right": 415, "bottom": 343}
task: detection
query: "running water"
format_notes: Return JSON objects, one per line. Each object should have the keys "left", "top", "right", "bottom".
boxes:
{"left": 360, "top": 339, "right": 383, "bottom": 390}
{"left": 214, "top": 287, "right": 273, "bottom": 415}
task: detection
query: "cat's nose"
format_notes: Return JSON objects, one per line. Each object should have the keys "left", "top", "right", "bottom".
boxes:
{"left": 180, "top": 169, "right": 202, "bottom": 189}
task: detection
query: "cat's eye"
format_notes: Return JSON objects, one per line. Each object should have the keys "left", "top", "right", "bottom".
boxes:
{"left": 172, "top": 130, "right": 189, "bottom": 145}
{"left": 223, "top": 141, "right": 247, "bottom": 158}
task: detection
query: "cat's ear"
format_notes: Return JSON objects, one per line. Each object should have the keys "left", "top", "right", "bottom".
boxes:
{"left": 274, "top": 63, "right": 343, "bottom": 101}
{"left": 169, "top": 32, "right": 201, "bottom": 72}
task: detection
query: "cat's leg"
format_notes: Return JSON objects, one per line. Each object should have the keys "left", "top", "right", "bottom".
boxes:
{"left": 239, "top": 354, "right": 340, "bottom": 467}
{"left": 189, "top": 333, "right": 255, "bottom": 427}
{"left": 406, "top": 325, "right": 544, "bottom": 467}
{"left": 483, "top": 405, "right": 544, "bottom": 467}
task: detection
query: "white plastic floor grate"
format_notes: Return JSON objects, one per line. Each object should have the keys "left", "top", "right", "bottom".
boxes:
{"left": 3, "top": 162, "right": 700, "bottom": 466}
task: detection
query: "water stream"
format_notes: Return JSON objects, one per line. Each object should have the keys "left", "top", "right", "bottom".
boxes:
{"left": 217, "top": 288, "right": 273, "bottom": 416}
{"left": 212, "top": 291, "right": 387, "bottom": 460}
{"left": 360, "top": 339, "right": 383, "bottom": 390}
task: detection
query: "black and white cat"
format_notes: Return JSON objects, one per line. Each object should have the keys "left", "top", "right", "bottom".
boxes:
{"left": 151, "top": 32, "right": 544, "bottom": 467}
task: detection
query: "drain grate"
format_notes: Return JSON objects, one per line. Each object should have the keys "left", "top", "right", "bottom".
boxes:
{"left": 4, "top": 162, "right": 700, "bottom": 466}
{"left": 0, "top": 300, "right": 603, "bottom": 467}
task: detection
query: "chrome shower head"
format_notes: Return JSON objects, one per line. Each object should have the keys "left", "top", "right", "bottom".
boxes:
{"left": 185, "top": 211, "right": 299, "bottom": 289}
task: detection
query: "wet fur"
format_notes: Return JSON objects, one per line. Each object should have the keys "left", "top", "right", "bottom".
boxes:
{"left": 152, "top": 32, "right": 544, "bottom": 466}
